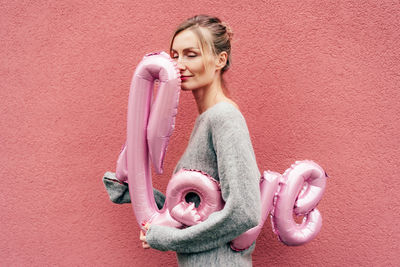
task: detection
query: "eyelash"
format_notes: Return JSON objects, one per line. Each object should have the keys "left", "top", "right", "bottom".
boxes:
{"left": 172, "top": 54, "right": 197, "bottom": 59}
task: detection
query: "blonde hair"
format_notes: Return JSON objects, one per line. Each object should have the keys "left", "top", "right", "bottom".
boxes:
{"left": 169, "top": 15, "right": 233, "bottom": 97}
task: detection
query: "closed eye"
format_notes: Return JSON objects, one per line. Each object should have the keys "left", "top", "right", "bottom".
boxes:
{"left": 171, "top": 52, "right": 198, "bottom": 59}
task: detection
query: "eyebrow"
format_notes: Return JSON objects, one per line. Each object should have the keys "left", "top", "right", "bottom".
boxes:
{"left": 171, "top": 47, "right": 200, "bottom": 52}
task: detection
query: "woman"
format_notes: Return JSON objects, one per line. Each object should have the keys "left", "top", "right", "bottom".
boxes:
{"left": 141, "top": 15, "right": 261, "bottom": 266}
{"left": 104, "top": 15, "right": 261, "bottom": 266}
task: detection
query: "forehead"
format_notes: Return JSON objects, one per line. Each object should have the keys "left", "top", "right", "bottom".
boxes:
{"left": 171, "top": 30, "right": 201, "bottom": 51}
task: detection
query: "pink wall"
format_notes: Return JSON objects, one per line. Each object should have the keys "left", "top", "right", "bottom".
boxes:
{"left": 1, "top": 1, "right": 399, "bottom": 266}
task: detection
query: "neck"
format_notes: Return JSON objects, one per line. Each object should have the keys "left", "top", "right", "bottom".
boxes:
{"left": 192, "top": 76, "right": 228, "bottom": 114}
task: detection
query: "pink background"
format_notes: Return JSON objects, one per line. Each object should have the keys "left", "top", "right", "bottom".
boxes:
{"left": 1, "top": 1, "right": 399, "bottom": 266}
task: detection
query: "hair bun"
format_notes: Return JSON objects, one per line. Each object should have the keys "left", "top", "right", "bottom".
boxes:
{"left": 221, "top": 21, "right": 233, "bottom": 40}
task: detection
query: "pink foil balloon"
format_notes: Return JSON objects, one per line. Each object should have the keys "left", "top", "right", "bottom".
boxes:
{"left": 117, "top": 51, "right": 225, "bottom": 230}
{"left": 231, "top": 160, "right": 327, "bottom": 250}
{"left": 112, "top": 51, "right": 328, "bottom": 249}
{"left": 116, "top": 143, "right": 128, "bottom": 182}
{"left": 271, "top": 160, "right": 327, "bottom": 246}
{"left": 125, "top": 51, "right": 182, "bottom": 229}
{"left": 230, "top": 170, "right": 280, "bottom": 251}
{"left": 166, "top": 169, "right": 224, "bottom": 226}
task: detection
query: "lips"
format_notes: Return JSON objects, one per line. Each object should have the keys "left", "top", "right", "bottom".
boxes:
{"left": 181, "top": 76, "right": 192, "bottom": 81}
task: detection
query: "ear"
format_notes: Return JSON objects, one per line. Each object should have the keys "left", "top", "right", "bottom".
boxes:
{"left": 215, "top": 51, "right": 228, "bottom": 71}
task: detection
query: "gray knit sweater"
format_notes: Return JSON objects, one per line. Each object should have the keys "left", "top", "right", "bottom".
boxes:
{"left": 103, "top": 101, "right": 261, "bottom": 266}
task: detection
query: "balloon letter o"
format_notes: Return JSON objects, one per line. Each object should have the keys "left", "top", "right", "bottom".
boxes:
{"left": 166, "top": 169, "right": 225, "bottom": 226}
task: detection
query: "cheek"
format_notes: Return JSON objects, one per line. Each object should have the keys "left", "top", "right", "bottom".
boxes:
{"left": 189, "top": 58, "right": 206, "bottom": 74}
{"left": 202, "top": 60, "right": 215, "bottom": 78}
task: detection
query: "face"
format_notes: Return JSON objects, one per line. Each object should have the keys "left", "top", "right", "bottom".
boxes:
{"left": 171, "top": 29, "right": 217, "bottom": 91}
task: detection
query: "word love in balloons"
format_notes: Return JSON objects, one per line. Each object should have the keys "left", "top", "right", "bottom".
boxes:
{"left": 114, "top": 51, "right": 328, "bottom": 251}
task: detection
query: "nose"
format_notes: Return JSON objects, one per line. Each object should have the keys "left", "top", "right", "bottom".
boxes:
{"left": 175, "top": 57, "right": 186, "bottom": 71}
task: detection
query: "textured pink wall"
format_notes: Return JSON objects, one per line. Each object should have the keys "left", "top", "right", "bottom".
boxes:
{"left": 1, "top": 1, "right": 399, "bottom": 266}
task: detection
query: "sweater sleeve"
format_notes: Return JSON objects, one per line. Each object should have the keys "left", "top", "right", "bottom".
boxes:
{"left": 145, "top": 107, "right": 261, "bottom": 253}
{"left": 102, "top": 172, "right": 166, "bottom": 209}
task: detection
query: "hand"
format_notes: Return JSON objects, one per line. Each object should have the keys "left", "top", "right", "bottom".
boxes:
{"left": 139, "top": 223, "right": 150, "bottom": 249}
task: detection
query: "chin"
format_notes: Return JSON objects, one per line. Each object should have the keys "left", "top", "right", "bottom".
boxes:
{"left": 180, "top": 85, "right": 194, "bottom": 91}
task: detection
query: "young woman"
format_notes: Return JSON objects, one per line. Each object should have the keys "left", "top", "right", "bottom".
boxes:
{"left": 140, "top": 15, "right": 262, "bottom": 266}
{"left": 104, "top": 15, "right": 261, "bottom": 266}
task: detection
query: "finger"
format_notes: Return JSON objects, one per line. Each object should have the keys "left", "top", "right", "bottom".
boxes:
{"left": 139, "top": 231, "right": 146, "bottom": 242}
{"left": 142, "top": 242, "right": 150, "bottom": 249}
